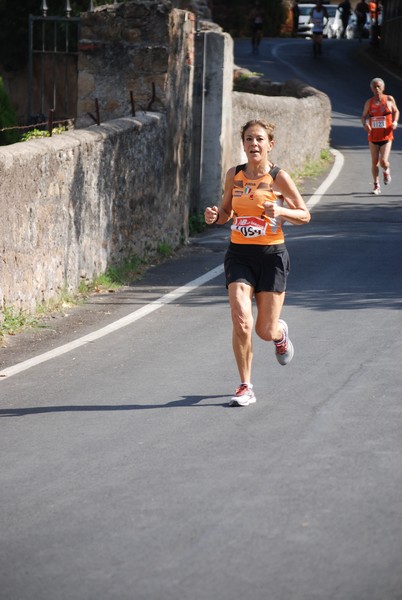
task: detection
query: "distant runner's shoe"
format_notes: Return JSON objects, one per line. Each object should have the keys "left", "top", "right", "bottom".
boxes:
{"left": 229, "top": 384, "right": 256, "bottom": 407}
{"left": 372, "top": 182, "right": 381, "bottom": 195}
{"left": 383, "top": 170, "right": 391, "bottom": 185}
{"left": 274, "top": 320, "right": 294, "bottom": 366}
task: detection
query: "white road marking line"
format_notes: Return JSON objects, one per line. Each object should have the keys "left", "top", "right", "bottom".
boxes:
{"left": 0, "top": 265, "right": 224, "bottom": 380}
{"left": 306, "top": 148, "right": 344, "bottom": 210}
{"left": 0, "top": 149, "right": 343, "bottom": 380}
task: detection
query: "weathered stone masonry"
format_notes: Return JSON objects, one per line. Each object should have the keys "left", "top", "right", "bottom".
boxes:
{"left": 0, "top": 115, "right": 181, "bottom": 313}
{"left": 0, "top": 1, "right": 195, "bottom": 314}
{"left": 77, "top": 0, "right": 189, "bottom": 125}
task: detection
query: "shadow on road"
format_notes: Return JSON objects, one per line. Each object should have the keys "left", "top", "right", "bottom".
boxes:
{"left": 0, "top": 395, "right": 231, "bottom": 417}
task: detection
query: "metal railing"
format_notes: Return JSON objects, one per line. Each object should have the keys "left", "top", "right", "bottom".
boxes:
{"left": 27, "top": 1, "right": 96, "bottom": 122}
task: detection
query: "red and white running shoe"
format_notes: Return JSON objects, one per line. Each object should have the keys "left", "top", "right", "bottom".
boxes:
{"left": 229, "top": 383, "right": 256, "bottom": 407}
{"left": 372, "top": 182, "right": 381, "bottom": 195}
{"left": 383, "top": 170, "right": 391, "bottom": 185}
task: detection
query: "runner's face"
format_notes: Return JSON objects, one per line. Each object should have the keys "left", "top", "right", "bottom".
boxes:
{"left": 243, "top": 125, "right": 273, "bottom": 162}
{"left": 372, "top": 81, "right": 384, "bottom": 98}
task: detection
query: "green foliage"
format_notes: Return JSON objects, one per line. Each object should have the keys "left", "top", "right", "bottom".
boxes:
{"left": 290, "top": 148, "right": 334, "bottom": 189}
{"left": 0, "top": 76, "right": 19, "bottom": 145}
{"left": 0, "top": 306, "right": 40, "bottom": 346}
{"left": 20, "top": 125, "right": 66, "bottom": 142}
{"left": 20, "top": 129, "right": 50, "bottom": 141}
{"left": 103, "top": 256, "right": 146, "bottom": 286}
{"left": 157, "top": 242, "right": 173, "bottom": 258}
{"left": 236, "top": 71, "right": 264, "bottom": 81}
{"left": 319, "top": 148, "right": 332, "bottom": 162}
{"left": 300, "top": 150, "right": 333, "bottom": 178}
{"left": 189, "top": 211, "right": 207, "bottom": 235}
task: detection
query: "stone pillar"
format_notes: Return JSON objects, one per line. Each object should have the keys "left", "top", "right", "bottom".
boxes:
{"left": 76, "top": 0, "right": 173, "bottom": 127}
{"left": 191, "top": 29, "right": 233, "bottom": 211}
{"left": 76, "top": 0, "right": 195, "bottom": 242}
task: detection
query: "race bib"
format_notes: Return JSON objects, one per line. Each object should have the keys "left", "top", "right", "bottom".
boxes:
{"left": 231, "top": 216, "right": 267, "bottom": 238}
{"left": 372, "top": 116, "right": 386, "bottom": 129}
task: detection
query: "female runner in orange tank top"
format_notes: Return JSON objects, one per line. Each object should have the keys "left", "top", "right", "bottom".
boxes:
{"left": 203, "top": 120, "right": 310, "bottom": 407}
{"left": 361, "top": 77, "right": 399, "bottom": 194}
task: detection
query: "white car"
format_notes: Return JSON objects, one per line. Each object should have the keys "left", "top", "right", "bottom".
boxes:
{"left": 345, "top": 13, "right": 372, "bottom": 39}
{"left": 323, "top": 4, "right": 339, "bottom": 37}
{"left": 324, "top": 6, "right": 343, "bottom": 38}
{"left": 297, "top": 3, "right": 315, "bottom": 37}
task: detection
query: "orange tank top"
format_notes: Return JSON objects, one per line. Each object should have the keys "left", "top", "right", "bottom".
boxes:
{"left": 368, "top": 96, "right": 394, "bottom": 143}
{"left": 230, "top": 166, "right": 284, "bottom": 246}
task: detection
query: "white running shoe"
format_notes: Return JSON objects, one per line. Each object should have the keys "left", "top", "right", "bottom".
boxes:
{"left": 372, "top": 182, "right": 381, "bottom": 195}
{"left": 383, "top": 170, "right": 391, "bottom": 185}
{"left": 229, "top": 383, "right": 256, "bottom": 407}
{"left": 274, "top": 320, "right": 294, "bottom": 366}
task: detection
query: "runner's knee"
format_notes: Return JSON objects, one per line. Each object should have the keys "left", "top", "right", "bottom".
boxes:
{"left": 255, "top": 320, "right": 276, "bottom": 341}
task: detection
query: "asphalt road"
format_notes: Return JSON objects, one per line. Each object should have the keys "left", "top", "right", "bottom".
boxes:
{"left": 1, "top": 38, "right": 402, "bottom": 600}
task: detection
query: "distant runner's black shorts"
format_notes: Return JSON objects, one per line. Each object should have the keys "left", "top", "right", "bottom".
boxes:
{"left": 224, "top": 242, "right": 289, "bottom": 293}
{"left": 370, "top": 140, "right": 391, "bottom": 147}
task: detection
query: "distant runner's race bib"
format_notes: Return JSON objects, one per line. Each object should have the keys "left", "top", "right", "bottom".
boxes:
{"left": 372, "top": 116, "right": 386, "bottom": 129}
{"left": 231, "top": 216, "right": 267, "bottom": 238}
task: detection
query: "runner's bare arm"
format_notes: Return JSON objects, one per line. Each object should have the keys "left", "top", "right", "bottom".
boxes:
{"left": 361, "top": 99, "right": 371, "bottom": 130}
{"left": 388, "top": 96, "right": 400, "bottom": 128}
{"left": 204, "top": 167, "right": 235, "bottom": 225}
{"left": 266, "top": 170, "right": 310, "bottom": 226}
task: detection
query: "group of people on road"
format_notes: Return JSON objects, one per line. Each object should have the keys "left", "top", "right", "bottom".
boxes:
{"left": 203, "top": 1, "right": 399, "bottom": 407}
{"left": 201, "top": 74, "right": 398, "bottom": 406}
{"left": 252, "top": 0, "right": 381, "bottom": 56}
{"left": 338, "top": 0, "right": 383, "bottom": 42}
{"left": 290, "top": 0, "right": 383, "bottom": 54}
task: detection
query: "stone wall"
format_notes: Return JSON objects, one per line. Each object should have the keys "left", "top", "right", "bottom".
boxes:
{"left": 77, "top": 0, "right": 194, "bottom": 127}
{"left": 232, "top": 77, "right": 331, "bottom": 174}
{"left": 75, "top": 0, "right": 195, "bottom": 246}
{"left": 0, "top": 1, "right": 196, "bottom": 315}
{"left": 192, "top": 30, "right": 234, "bottom": 212}
{"left": 0, "top": 114, "right": 187, "bottom": 313}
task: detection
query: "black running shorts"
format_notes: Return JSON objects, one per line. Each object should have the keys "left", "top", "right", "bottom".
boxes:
{"left": 370, "top": 140, "right": 390, "bottom": 147}
{"left": 224, "top": 242, "right": 289, "bottom": 293}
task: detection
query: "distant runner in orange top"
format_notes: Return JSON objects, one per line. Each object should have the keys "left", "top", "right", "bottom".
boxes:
{"left": 361, "top": 77, "right": 399, "bottom": 195}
